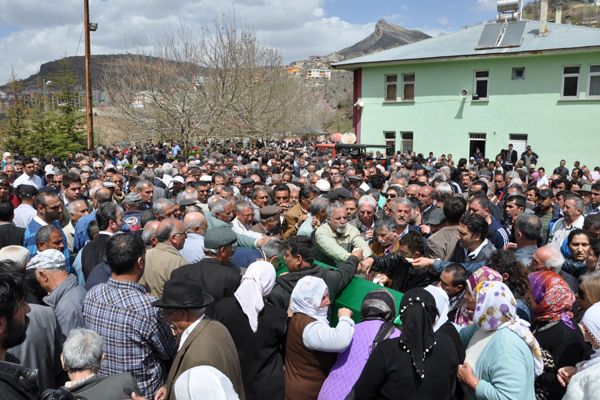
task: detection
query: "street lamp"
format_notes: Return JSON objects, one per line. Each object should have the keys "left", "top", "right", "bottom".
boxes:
{"left": 43, "top": 79, "right": 52, "bottom": 111}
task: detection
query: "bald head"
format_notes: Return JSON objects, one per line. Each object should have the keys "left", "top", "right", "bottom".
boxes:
{"left": 183, "top": 212, "right": 207, "bottom": 236}
{"left": 142, "top": 220, "right": 160, "bottom": 247}
{"left": 406, "top": 184, "right": 421, "bottom": 198}
{"left": 156, "top": 218, "right": 186, "bottom": 250}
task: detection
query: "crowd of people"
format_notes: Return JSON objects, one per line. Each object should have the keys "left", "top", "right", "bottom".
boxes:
{"left": 0, "top": 140, "right": 599, "bottom": 400}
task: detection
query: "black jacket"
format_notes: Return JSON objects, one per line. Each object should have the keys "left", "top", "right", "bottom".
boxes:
{"left": 0, "top": 356, "right": 38, "bottom": 400}
{"left": 371, "top": 253, "right": 435, "bottom": 293}
{"left": 268, "top": 255, "right": 359, "bottom": 311}
{"left": 171, "top": 258, "right": 242, "bottom": 317}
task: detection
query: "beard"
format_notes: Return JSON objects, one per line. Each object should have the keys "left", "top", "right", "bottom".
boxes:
{"left": 4, "top": 315, "right": 29, "bottom": 349}
{"left": 334, "top": 224, "right": 346, "bottom": 235}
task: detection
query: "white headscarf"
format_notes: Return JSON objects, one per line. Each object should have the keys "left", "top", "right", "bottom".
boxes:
{"left": 174, "top": 366, "right": 239, "bottom": 400}
{"left": 233, "top": 261, "right": 276, "bottom": 333}
{"left": 290, "top": 276, "right": 329, "bottom": 322}
{"left": 425, "top": 285, "right": 449, "bottom": 332}
{"left": 576, "top": 302, "right": 600, "bottom": 371}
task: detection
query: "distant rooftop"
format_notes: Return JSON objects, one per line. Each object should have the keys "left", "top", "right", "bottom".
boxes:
{"left": 333, "top": 20, "right": 600, "bottom": 69}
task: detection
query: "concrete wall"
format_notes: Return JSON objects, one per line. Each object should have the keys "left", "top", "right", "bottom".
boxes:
{"left": 357, "top": 51, "right": 600, "bottom": 170}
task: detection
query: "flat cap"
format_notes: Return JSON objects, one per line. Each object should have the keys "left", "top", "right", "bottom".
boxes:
{"left": 539, "top": 189, "right": 554, "bottom": 198}
{"left": 259, "top": 205, "right": 280, "bottom": 220}
{"left": 178, "top": 198, "right": 197, "bottom": 207}
{"left": 240, "top": 177, "right": 254, "bottom": 186}
{"left": 579, "top": 184, "right": 592, "bottom": 193}
{"left": 124, "top": 192, "right": 142, "bottom": 204}
{"left": 204, "top": 227, "right": 237, "bottom": 249}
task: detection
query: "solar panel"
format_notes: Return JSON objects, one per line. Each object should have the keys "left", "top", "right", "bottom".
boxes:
{"left": 476, "top": 24, "right": 503, "bottom": 50}
{"left": 499, "top": 21, "right": 527, "bottom": 48}
{"left": 475, "top": 21, "right": 526, "bottom": 50}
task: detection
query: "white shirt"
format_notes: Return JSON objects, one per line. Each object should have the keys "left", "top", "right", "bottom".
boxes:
{"left": 550, "top": 215, "right": 585, "bottom": 248}
{"left": 536, "top": 175, "right": 549, "bottom": 188}
{"left": 465, "top": 239, "right": 491, "bottom": 260}
{"left": 179, "top": 316, "right": 204, "bottom": 351}
{"left": 302, "top": 316, "right": 355, "bottom": 352}
{"left": 13, "top": 203, "right": 36, "bottom": 229}
{"left": 231, "top": 218, "right": 262, "bottom": 240}
{"left": 13, "top": 173, "right": 42, "bottom": 189}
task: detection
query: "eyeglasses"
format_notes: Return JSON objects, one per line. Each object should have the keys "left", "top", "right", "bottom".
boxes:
{"left": 386, "top": 193, "right": 397, "bottom": 198}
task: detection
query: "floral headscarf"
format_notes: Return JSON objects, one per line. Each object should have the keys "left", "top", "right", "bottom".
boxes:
{"left": 528, "top": 271, "right": 576, "bottom": 329}
{"left": 454, "top": 266, "right": 504, "bottom": 327}
{"left": 474, "top": 280, "right": 544, "bottom": 376}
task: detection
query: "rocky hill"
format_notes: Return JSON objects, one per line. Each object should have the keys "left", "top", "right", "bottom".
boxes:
{"left": 333, "top": 19, "right": 430, "bottom": 60}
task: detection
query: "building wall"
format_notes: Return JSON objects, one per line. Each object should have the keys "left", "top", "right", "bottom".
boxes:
{"left": 358, "top": 51, "right": 600, "bottom": 170}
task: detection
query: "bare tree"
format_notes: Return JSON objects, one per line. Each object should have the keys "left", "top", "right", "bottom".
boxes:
{"left": 104, "top": 16, "right": 320, "bottom": 149}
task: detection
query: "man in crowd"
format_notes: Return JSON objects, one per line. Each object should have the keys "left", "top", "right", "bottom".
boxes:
{"left": 13, "top": 185, "right": 38, "bottom": 229}
{"left": 140, "top": 217, "right": 188, "bottom": 298}
{"left": 83, "top": 233, "right": 176, "bottom": 399}
{"left": 12, "top": 157, "right": 42, "bottom": 189}
{"left": 549, "top": 194, "right": 585, "bottom": 250}
{"left": 283, "top": 185, "right": 318, "bottom": 239}
{"left": 180, "top": 212, "right": 207, "bottom": 263}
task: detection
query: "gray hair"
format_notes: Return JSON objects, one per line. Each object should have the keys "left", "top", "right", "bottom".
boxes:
{"left": 326, "top": 201, "right": 346, "bottom": 218}
{"left": 390, "top": 197, "right": 413, "bottom": 210}
{"left": 35, "top": 225, "right": 60, "bottom": 246}
{"left": 375, "top": 216, "right": 398, "bottom": 232}
{"left": 62, "top": 328, "right": 103, "bottom": 373}
{"left": 0, "top": 245, "right": 31, "bottom": 268}
{"left": 515, "top": 213, "right": 542, "bottom": 241}
{"left": 210, "top": 197, "right": 230, "bottom": 214}
{"left": 357, "top": 195, "right": 377, "bottom": 210}
{"left": 236, "top": 201, "right": 253, "bottom": 213}
{"left": 153, "top": 198, "right": 175, "bottom": 217}
{"left": 565, "top": 194, "right": 584, "bottom": 213}
{"left": 541, "top": 245, "right": 565, "bottom": 272}
{"left": 262, "top": 239, "right": 285, "bottom": 259}
{"left": 177, "top": 187, "right": 199, "bottom": 203}
{"left": 141, "top": 222, "right": 158, "bottom": 246}
{"left": 436, "top": 182, "right": 453, "bottom": 195}
{"left": 162, "top": 163, "right": 174, "bottom": 176}
{"left": 431, "top": 172, "right": 447, "bottom": 182}
{"left": 66, "top": 199, "right": 88, "bottom": 216}
{"left": 310, "top": 197, "right": 330, "bottom": 215}
{"left": 140, "top": 170, "right": 155, "bottom": 181}
{"left": 135, "top": 179, "right": 153, "bottom": 191}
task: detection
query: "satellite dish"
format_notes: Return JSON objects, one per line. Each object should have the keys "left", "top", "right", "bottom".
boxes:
{"left": 459, "top": 89, "right": 469, "bottom": 97}
{"left": 341, "top": 132, "right": 357, "bottom": 144}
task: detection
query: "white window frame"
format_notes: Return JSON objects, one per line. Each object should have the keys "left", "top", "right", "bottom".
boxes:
{"left": 383, "top": 131, "right": 396, "bottom": 153}
{"left": 561, "top": 65, "right": 580, "bottom": 99}
{"left": 587, "top": 64, "right": 600, "bottom": 99}
{"left": 473, "top": 70, "right": 489, "bottom": 100}
{"left": 402, "top": 73, "right": 415, "bottom": 101}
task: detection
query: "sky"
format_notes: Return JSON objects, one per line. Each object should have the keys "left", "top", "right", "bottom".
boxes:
{"left": 0, "top": 0, "right": 503, "bottom": 85}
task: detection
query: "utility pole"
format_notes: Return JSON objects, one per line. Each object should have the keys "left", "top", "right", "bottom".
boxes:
{"left": 84, "top": 0, "right": 94, "bottom": 150}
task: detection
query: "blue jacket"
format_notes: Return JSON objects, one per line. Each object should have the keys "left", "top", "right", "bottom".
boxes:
{"left": 24, "top": 218, "right": 72, "bottom": 273}
{"left": 460, "top": 325, "right": 535, "bottom": 400}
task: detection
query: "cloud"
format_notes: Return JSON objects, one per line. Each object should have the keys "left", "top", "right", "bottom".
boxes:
{"left": 476, "top": 0, "right": 498, "bottom": 12}
{"left": 437, "top": 16, "right": 450, "bottom": 26}
{"left": 0, "top": 0, "right": 377, "bottom": 84}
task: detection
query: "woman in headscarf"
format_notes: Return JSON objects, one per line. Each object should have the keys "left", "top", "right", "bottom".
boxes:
{"left": 560, "top": 302, "right": 600, "bottom": 400}
{"left": 318, "top": 289, "right": 400, "bottom": 400}
{"left": 454, "top": 266, "right": 504, "bottom": 327}
{"left": 285, "top": 276, "right": 355, "bottom": 400}
{"left": 214, "top": 261, "right": 287, "bottom": 400}
{"left": 457, "top": 281, "right": 543, "bottom": 400}
{"left": 425, "top": 285, "right": 466, "bottom": 362}
{"left": 174, "top": 366, "right": 239, "bottom": 400}
{"left": 528, "top": 271, "right": 590, "bottom": 400}
{"left": 353, "top": 287, "right": 460, "bottom": 400}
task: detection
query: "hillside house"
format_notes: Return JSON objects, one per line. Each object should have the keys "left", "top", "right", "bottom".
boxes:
{"left": 333, "top": 19, "right": 600, "bottom": 169}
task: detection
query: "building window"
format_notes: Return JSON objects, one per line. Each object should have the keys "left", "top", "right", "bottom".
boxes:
{"left": 473, "top": 70, "right": 489, "bottom": 100}
{"left": 400, "top": 131, "right": 413, "bottom": 153}
{"left": 588, "top": 65, "right": 600, "bottom": 97}
{"left": 469, "top": 133, "right": 487, "bottom": 158}
{"left": 512, "top": 67, "right": 525, "bottom": 80}
{"left": 385, "top": 74, "right": 397, "bottom": 101}
{"left": 383, "top": 131, "right": 396, "bottom": 153}
{"left": 561, "top": 66, "right": 580, "bottom": 98}
{"left": 402, "top": 73, "right": 415, "bottom": 101}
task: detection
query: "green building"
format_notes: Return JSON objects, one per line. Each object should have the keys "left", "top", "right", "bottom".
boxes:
{"left": 333, "top": 20, "right": 600, "bottom": 170}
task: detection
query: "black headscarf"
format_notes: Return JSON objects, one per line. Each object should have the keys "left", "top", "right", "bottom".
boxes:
{"left": 360, "top": 289, "right": 397, "bottom": 322}
{"left": 398, "top": 287, "right": 438, "bottom": 380}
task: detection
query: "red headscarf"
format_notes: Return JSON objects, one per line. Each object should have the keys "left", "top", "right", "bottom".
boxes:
{"left": 528, "top": 271, "right": 576, "bottom": 329}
